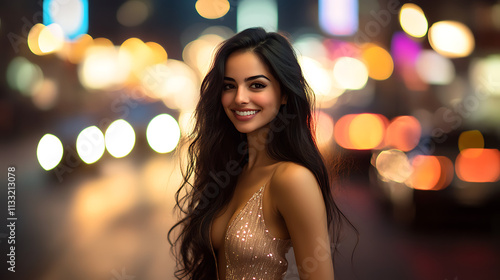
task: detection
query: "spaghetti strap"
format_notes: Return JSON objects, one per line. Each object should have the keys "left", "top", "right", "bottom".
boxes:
{"left": 262, "top": 162, "right": 282, "bottom": 191}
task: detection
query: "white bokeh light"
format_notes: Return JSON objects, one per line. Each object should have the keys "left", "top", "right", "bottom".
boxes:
{"left": 37, "top": 134, "right": 64, "bottom": 170}
{"left": 333, "top": 57, "right": 368, "bottom": 90}
{"left": 105, "top": 119, "right": 136, "bottom": 158}
{"left": 76, "top": 126, "right": 105, "bottom": 164}
{"left": 146, "top": 114, "right": 181, "bottom": 153}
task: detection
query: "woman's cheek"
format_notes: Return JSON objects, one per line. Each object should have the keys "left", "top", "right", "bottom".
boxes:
{"left": 221, "top": 93, "right": 232, "bottom": 108}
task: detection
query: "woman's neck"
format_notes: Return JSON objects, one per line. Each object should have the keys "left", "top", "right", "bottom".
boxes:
{"left": 245, "top": 126, "right": 278, "bottom": 170}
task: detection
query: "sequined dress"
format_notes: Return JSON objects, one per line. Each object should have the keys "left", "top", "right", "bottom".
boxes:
{"left": 220, "top": 184, "right": 292, "bottom": 280}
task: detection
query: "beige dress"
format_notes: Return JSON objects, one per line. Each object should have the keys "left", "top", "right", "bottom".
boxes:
{"left": 221, "top": 183, "right": 292, "bottom": 279}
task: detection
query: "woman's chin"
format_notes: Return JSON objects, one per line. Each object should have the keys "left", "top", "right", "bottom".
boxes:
{"left": 234, "top": 127, "right": 254, "bottom": 134}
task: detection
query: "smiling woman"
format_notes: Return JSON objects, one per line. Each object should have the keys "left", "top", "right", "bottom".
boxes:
{"left": 168, "top": 27, "right": 355, "bottom": 280}
{"left": 221, "top": 51, "right": 286, "bottom": 134}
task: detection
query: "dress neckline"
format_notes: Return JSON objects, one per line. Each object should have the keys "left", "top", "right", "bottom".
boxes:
{"left": 224, "top": 184, "right": 265, "bottom": 241}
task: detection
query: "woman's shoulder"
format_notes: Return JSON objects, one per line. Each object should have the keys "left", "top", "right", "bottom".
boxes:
{"left": 270, "top": 161, "right": 320, "bottom": 195}
{"left": 269, "top": 161, "right": 325, "bottom": 218}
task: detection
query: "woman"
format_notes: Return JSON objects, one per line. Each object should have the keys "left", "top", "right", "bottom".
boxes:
{"left": 169, "top": 27, "right": 353, "bottom": 280}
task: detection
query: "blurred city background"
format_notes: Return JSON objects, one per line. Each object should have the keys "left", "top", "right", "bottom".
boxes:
{"left": 1, "top": 0, "right": 500, "bottom": 279}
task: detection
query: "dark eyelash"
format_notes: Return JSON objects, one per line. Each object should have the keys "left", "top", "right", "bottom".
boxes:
{"left": 223, "top": 84, "right": 235, "bottom": 90}
{"left": 252, "top": 83, "right": 266, "bottom": 89}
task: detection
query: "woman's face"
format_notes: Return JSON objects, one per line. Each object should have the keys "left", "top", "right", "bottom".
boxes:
{"left": 221, "top": 50, "right": 285, "bottom": 135}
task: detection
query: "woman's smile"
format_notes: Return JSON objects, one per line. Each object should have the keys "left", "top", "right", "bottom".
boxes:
{"left": 232, "top": 109, "right": 261, "bottom": 121}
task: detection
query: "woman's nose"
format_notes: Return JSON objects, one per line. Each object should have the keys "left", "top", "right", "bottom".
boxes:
{"left": 234, "top": 87, "right": 249, "bottom": 104}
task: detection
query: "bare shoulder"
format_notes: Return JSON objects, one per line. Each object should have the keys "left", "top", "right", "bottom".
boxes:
{"left": 269, "top": 162, "right": 324, "bottom": 210}
{"left": 273, "top": 161, "right": 316, "bottom": 184}
{"left": 272, "top": 162, "right": 319, "bottom": 189}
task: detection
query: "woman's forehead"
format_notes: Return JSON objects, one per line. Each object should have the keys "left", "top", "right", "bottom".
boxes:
{"left": 224, "top": 51, "right": 273, "bottom": 78}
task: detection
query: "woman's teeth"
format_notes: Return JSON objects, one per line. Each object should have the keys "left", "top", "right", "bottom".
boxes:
{"left": 235, "top": 110, "right": 258, "bottom": 116}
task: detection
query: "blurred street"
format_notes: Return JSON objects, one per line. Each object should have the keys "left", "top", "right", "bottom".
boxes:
{"left": 2, "top": 0, "right": 500, "bottom": 279}
{"left": 1, "top": 140, "right": 499, "bottom": 279}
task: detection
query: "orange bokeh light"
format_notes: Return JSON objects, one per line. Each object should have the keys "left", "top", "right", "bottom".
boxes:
{"left": 434, "top": 156, "right": 454, "bottom": 190}
{"left": 385, "top": 116, "right": 421, "bottom": 151}
{"left": 407, "top": 155, "right": 441, "bottom": 190}
{"left": 335, "top": 113, "right": 386, "bottom": 150}
{"left": 65, "top": 34, "right": 94, "bottom": 64}
{"left": 456, "top": 148, "right": 500, "bottom": 182}
{"left": 349, "top": 113, "right": 385, "bottom": 150}
{"left": 362, "top": 43, "right": 394, "bottom": 80}
{"left": 334, "top": 114, "right": 356, "bottom": 149}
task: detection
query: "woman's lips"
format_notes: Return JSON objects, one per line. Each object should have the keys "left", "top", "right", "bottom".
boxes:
{"left": 232, "top": 109, "right": 260, "bottom": 121}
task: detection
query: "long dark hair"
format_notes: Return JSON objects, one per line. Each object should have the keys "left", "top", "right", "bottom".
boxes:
{"left": 168, "top": 27, "right": 355, "bottom": 279}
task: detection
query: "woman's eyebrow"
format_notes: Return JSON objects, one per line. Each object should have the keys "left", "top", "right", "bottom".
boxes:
{"left": 223, "top": 75, "right": 271, "bottom": 82}
{"left": 245, "top": 75, "right": 270, "bottom": 82}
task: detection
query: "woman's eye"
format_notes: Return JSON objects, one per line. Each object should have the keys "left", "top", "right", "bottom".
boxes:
{"left": 250, "top": 83, "right": 266, "bottom": 89}
{"left": 223, "top": 84, "right": 235, "bottom": 90}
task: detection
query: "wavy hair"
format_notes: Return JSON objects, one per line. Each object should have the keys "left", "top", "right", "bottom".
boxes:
{"left": 168, "top": 27, "right": 355, "bottom": 279}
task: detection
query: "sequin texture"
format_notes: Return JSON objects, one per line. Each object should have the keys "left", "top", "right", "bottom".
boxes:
{"left": 223, "top": 184, "right": 292, "bottom": 279}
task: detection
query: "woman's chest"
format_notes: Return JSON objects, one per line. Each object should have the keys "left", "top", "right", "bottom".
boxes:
{"left": 210, "top": 185, "right": 264, "bottom": 252}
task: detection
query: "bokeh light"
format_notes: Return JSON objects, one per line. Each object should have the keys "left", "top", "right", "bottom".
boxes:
{"left": 428, "top": 21, "right": 475, "bottom": 58}
{"left": 76, "top": 126, "right": 106, "bottom": 164}
{"left": 391, "top": 32, "right": 421, "bottom": 67}
{"left": 333, "top": 114, "right": 356, "bottom": 149}
{"left": 37, "top": 134, "right": 64, "bottom": 171}
{"left": 38, "top": 23, "right": 65, "bottom": 54}
{"left": 104, "top": 119, "right": 136, "bottom": 158}
{"left": 117, "top": 0, "right": 150, "bottom": 27}
{"left": 334, "top": 114, "right": 356, "bottom": 149}
{"left": 183, "top": 34, "right": 224, "bottom": 78}
{"left": 299, "top": 56, "right": 342, "bottom": 107}
{"left": 349, "top": 113, "right": 385, "bottom": 150}
{"left": 399, "top": 3, "right": 428, "bottom": 38}
{"left": 299, "top": 56, "right": 331, "bottom": 96}
{"left": 293, "top": 34, "right": 328, "bottom": 61}
{"left": 434, "top": 156, "right": 454, "bottom": 190}
{"left": 27, "top": 23, "right": 45, "bottom": 55}
{"left": 385, "top": 116, "right": 421, "bottom": 151}
{"left": 391, "top": 32, "right": 426, "bottom": 90}
{"left": 456, "top": 148, "right": 500, "bottom": 182}
{"left": 407, "top": 155, "right": 441, "bottom": 190}
{"left": 470, "top": 55, "right": 500, "bottom": 96}
{"left": 319, "top": 0, "right": 358, "bottom": 36}
{"left": 145, "top": 41, "right": 168, "bottom": 64}
{"left": 361, "top": 43, "right": 394, "bottom": 81}
{"left": 458, "top": 130, "right": 484, "bottom": 152}
{"left": 376, "top": 149, "right": 412, "bottom": 183}
{"left": 146, "top": 114, "right": 181, "bottom": 153}
{"left": 195, "top": 0, "right": 230, "bottom": 19}
{"left": 333, "top": 57, "right": 368, "bottom": 90}
{"left": 6, "top": 57, "right": 44, "bottom": 96}
{"left": 92, "top": 37, "right": 114, "bottom": 48}
{"left": 119, "top": 37, "right": 160, "bottom": 83}
{"left": 32, "top": 78, "right": 59, "bottom": 110}
{"left": 314, "top": 111, "right": 334, "bottom": 147}
{"left": 326, "top": 40, "right": 359, "bottom": 61}
{"left": 78, "top": 45, "right": 131, "bottom": 90}
{"left": 43, "top": 0, "right": 88, "bottom": 39}
{"left": 141, "top": 59, "right": 199, "bottom": 110}
{"left": 416, "top": 50, "right": 455, "bottom": 85}
{"left": 63, "top": 33, "right": 94, "bottom": 64}
{"left": 237, "top": 0, "right": 277, "bottom": 32}
{"left": 178, "top": 110, "right": 196, "bottom": 136}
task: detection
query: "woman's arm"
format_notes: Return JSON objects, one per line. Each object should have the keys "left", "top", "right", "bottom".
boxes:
{"left": 271, "top": 162, "right": 334, "bottom": 280}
